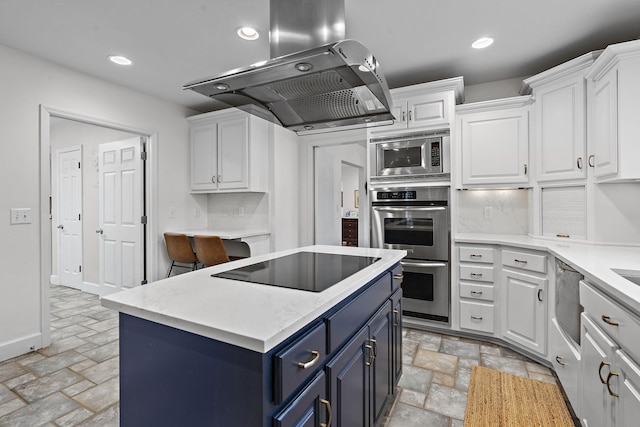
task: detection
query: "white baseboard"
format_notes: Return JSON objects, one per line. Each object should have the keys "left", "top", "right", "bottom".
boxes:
{"left": 50, "top": 274, "right": 60, "bottom": 285}
{"left": 0, "top": 333, "right": 42, "bottom": 363}
{"left": 82, "top": 281, "right": 100, "bottom": 295}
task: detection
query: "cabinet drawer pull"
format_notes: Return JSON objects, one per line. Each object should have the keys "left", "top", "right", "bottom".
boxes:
{"left": 211, "top": 175, "right": 216, "bottom": 184}
{"left": 320, "top": 399, "right": 333, "bottom": 427}
{"left": 470, "top": 272, "right": 483, "bottom": 278}
{"left": 598, "top": 361, "right": 611, "bottom": 384}
{"left": 524, "top": 164, "right": 528, "bottom": 175}
{"left": 555, "top": 356, "right": 566, "bottom": 366}
{"left": 469, "top": 254, "right": 483, "bottom": 258}
{"left": 470, "top": 290, "right": 483, "bottom": 296}
{"left": 588, "top": 154, "right": 595, "bottom": 167}
{"left": 408, "top": 110, "right": 412, "bottom": 122}
{"left": 297, "top": 350, "right": 320, "bottom": 369}
{"left": 606, "top": 371, "right": 619, "bottom": 398}
{"left": 402, "top": 111, "right": 406, "bottom": 122}
{"left": 364, "top": 344, "right": 375, "bottom": 366}
{"left": 556, "top": 234, "right": 570, "bottom": 238}
{"left": 393, "top": 309, "right": 400, "bottom": 327}
{"left": 577, "top": 157, "right": 583, "bottom": 169}
{"left": 601, "top": 315, "right": 619, "bottom": 326}
{"left": 470, "top": 315, "right": 483, "bottom": 320}
{"left": 393, "top": 274, "right": 404, "bottom": 280}
{"left": 514, "top": 259, "right": 528, "bottom": 264}
{"left": 537, "top": 289, "right": 543, "bottom": 302}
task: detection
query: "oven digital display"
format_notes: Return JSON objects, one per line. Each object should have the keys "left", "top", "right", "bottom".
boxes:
{"left": 377, "top": 191, "right": 417, "bottom": 200}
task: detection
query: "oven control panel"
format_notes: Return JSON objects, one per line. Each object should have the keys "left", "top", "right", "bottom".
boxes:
{"left": 376, "top": 191, "right": 417, "bottom": 200}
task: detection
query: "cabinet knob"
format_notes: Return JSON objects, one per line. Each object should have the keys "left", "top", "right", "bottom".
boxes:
{"left": 320, "top": 399, "right": 333, "bottom": 427}
{"left": 588, "top": 154, "right": 595, "bottom": 167}
{"left": 296, "top": 350, "right": 320, "bottom": 369}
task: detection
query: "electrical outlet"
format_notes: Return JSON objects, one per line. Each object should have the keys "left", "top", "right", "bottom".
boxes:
{"left": 10, "top": 208, "right": 31, "bottom": 224}
{"left": 484, "top": 206, "right": 494, "bottom": 219}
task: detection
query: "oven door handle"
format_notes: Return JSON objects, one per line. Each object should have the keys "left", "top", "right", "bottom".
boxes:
{"left": 372, "top": 206, "right": 446, "bottom": 212}
{"left": 400, "top": 260, "right": 448, "bottom": 268}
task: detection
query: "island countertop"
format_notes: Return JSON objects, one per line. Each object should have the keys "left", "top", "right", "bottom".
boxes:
{"left": 101, "top": 245, "right": 406, "bottom": 353}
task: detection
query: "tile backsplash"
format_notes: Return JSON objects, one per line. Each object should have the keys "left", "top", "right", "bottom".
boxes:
{"left": 207, "top": 192, "right": 269, "bottom": 230}
{"left": 456, "top": 189, "right": 529, "bottom": 235}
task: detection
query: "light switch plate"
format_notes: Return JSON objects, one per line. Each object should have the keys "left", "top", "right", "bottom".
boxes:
{"left": 10, "top": 208, "right": 32, "bottom": 224}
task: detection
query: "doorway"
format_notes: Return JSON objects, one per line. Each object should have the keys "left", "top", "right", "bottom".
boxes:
{"left": 40, "top": 105, "right": 158, "bottom": 348}
{"left": 313, "top": 143, "right": 367, "bottom": 246}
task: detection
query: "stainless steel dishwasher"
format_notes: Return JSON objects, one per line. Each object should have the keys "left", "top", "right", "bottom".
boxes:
{"left": 555, "top": 259, "right": 584, "bottom": 346}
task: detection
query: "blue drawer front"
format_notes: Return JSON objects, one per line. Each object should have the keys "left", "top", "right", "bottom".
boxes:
{"left": 327, "top": 272, "right": 391, "bottom": 353}
{"left": 274, "top": 322, "right": 327, "bottom": 404}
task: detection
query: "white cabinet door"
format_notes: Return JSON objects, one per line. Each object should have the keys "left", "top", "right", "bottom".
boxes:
{"left": 460, "top": 108, "right": 529, "bottom": 186}
{"left": 591, "top": 68, "right": 618, "bottom": 178}
{"left": 615, "top": 350, "right": 640, "bottom": 427}
{"left": 580, "top": 314, "right": 616, "bottom": 427}
{"left": 190, "top": 124, "right": 218, "bottom": 191}
{"left": 536, "top": 77, "right": 587, "bottom": 181}
{"left": 407, "top": 92, "right": 449, "bottom": 129}
{"left": 217, "top": 116, "right": 249, "bottom": 190}
{"left": 548, "top": 318, "right": 581, "bottom": 413}
{"left": 501, "top": 269, "right": 547, "bottom": 354}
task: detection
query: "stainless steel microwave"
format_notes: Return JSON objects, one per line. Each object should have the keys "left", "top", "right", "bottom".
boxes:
{"left": 371, "top": 131, "right": 449, "bottom": 179}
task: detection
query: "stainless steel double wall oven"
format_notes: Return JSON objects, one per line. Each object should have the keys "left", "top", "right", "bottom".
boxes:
{"left": 371, "top": 186, "right": 450, "bottom": 323}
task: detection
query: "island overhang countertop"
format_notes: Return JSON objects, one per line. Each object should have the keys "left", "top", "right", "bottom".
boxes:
{"left": 101, "top": 245, "right": 406, "bottom": 353}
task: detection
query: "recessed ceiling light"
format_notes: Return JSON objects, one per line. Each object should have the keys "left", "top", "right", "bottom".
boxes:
{"left": 236, "top": 26, "right": 260, "bottom": 41}
{"left": 472, "top": 37, "right": 494, "bottom": 49}
{"left": 108, "top": 55, "right": 132, "bottom": 66}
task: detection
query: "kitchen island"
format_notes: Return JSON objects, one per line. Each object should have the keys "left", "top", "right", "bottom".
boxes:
{"left": 101, "top": 245, "right": 405, "bottom": 426}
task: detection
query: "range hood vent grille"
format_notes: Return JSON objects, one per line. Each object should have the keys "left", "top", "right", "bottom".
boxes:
{"left": 267, "top": 70, "right": 349, "bottom": 100}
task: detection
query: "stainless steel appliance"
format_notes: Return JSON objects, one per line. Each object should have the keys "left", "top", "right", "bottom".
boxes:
{"left": 556, "top": 259, "right": 584, "bottom": 346}
{"left": 371, "top": 187, "right": 450, "bottom": 322}
{"left": 184, "top": 0, "right": 394, "bottom": 134}
{"left": 370, "top": 130, "right": 450, "bottom": 183}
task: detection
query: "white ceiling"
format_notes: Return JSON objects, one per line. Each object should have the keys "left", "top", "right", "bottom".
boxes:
{"left": 1, "top": 0, "right": 639, "bottom": 112}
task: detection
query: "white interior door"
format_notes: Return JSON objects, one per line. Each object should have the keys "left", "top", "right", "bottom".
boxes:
{"left": 98, "top": 137, "right": 143, "bottom": 296}
{"left": 314, "top": 147, "right": 341, "bottom": 245}
{"left": 56, "top": 146, "right": 83, "bottom": 289}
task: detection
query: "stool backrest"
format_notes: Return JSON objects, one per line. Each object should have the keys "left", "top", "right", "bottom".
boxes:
{"left": 164, "top": 233, "right": 197, "bottom": 263}
{"left": 194, "top": 235, "right": 230, "bottom": 267}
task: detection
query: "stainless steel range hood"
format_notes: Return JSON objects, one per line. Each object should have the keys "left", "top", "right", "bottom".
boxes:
{"left": 183, "top": 0, "right": 394, "bottom": 134}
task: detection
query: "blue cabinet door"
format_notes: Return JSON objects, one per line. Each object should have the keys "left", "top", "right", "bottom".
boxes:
{"left": 273, "top": 371, "right": 329, "bottom": 427}
{"left": 326, "top": 326, "right": 370, "bottom": 427}
{"left": 370, "top": 300, "right": 393, "bottom": 424}
{"left": 391, "top": 288, "right": 403, "bottom": 385}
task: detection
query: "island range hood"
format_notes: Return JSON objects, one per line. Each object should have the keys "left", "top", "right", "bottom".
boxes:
{"left": 183, "top": 0, "right": 394, "bottom": 134}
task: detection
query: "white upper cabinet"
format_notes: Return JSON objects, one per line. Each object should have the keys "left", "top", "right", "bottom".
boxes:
{"left": 367, "top": 77, "right": 464, "bottom": 136}
{"left": 586, "top": 39, "right": 640, "bottom": 182}
{"left": 188, "top": 109, "right": 268, "bottom": 193}
{"left": 522, "top": 52, "right": 599, "bottom": 183}
{"left": 456, "top": 96, "right": 532, "bottom": 188}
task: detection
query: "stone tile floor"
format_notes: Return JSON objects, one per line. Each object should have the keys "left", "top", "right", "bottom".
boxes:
{"left": 0, "top": 285, "right": 568, "bottom": 426}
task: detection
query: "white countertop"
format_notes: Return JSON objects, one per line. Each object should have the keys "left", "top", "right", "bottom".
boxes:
{"left": 456, "top": 233, "right": 640, "bottom": 314}
{"left": 168, "top": 229, "right": 270, "bottom": 239}
{"left": 101, "top": 245, "right": 406, "bottom": 353}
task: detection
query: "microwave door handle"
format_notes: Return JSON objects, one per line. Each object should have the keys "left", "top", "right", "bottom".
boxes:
{"left": 372, "top": 207, "right": 446, "bottom": 212}
{"left": 400, "top": 260, "right": 448, "bottom": 268}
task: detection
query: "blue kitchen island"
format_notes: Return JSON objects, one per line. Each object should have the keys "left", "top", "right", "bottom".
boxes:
{"left": 101, "top": 245, "right": 405, "bottom": 427}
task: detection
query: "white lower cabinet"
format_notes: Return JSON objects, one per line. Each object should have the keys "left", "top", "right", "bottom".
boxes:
{"left": 459, "top": 300, "right": 494, "bottom": 334}
{"left": 500, "top": 247, "right": 549, "bottom": 357}
{"left": 458, "top": 245, "right": 496, "bottom": 335}
{"left": 580, "top": 280, "right": 640, "bottom": 427}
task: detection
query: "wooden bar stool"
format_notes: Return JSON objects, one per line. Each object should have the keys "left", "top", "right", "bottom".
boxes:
{"left": 193, "top": 235, "right": 231, "bottom": 267}
{"left": 163, "top": 232, "right": 198, "bottom": 277}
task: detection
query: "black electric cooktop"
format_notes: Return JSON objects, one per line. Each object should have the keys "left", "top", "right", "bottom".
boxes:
{"left": 212, "top": 251, "right": 380, "bottom": 292}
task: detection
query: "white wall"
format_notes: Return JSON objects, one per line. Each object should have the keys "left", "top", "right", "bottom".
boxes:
{"left": 464, "top": 76, "right": 529, "bottom": 103}
{"left": 0, "top": 43, "right": 198, "bottom": 361}
{"left": 341, "top": 164, "right": 359, "bottom": 217}
{"left": 592, "top": 183, "right": 640, "bottom": 245}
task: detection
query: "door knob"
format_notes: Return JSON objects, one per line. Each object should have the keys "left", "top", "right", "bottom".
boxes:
{"left": 96, "top": 228, "right": 103, "bottom": 234}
